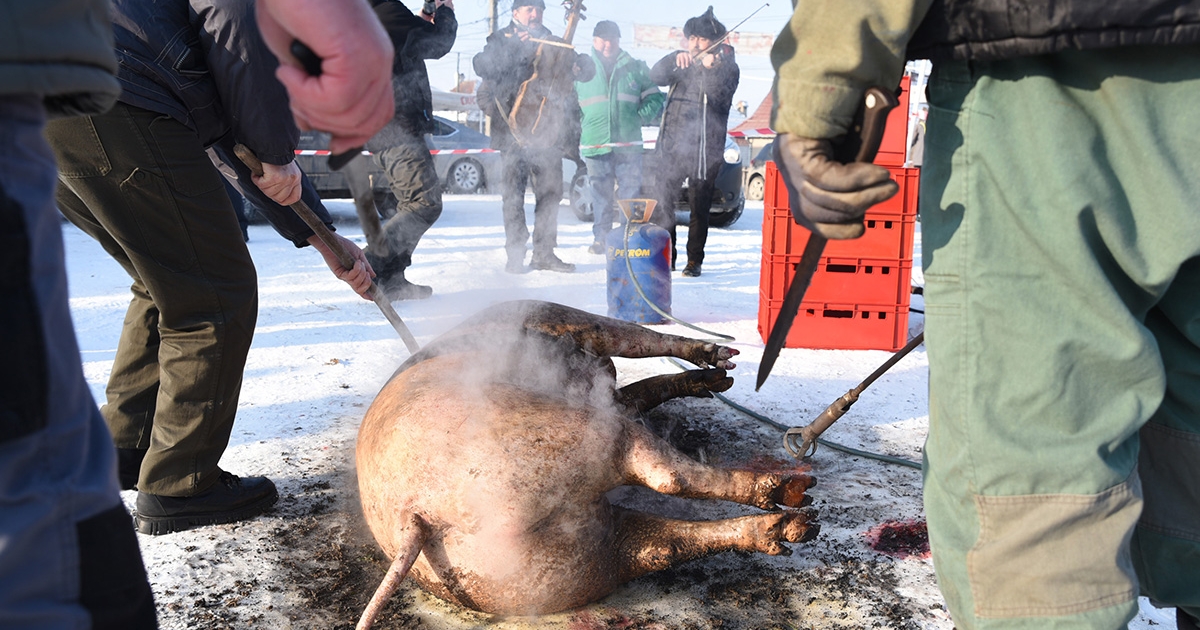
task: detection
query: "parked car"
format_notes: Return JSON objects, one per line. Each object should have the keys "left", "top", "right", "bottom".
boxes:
{"left": 569, "top": 133, "right": 745, "bottom": 228}
{"left": 291, "top": 115, "right": 502, "bottom": 213}
{"left": 743, "top": 139, "right": 774, "bottom": 202}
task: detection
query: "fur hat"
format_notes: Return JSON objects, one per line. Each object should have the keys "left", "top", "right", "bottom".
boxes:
{"left": 512, "top": 0, "right": 545, "bottom": 10}
{"left": 684, "top": 6, "right": 726, "bottom": 41}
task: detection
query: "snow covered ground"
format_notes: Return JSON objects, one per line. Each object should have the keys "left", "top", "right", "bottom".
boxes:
{"left": 63, "top": 195, "right": 1176, "bottom": 629}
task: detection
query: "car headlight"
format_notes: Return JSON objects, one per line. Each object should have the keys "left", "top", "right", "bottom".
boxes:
{"left": 724, "top": 147, "right": 741, "bottom": 164}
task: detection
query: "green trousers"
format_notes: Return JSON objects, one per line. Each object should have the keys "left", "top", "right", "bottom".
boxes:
{"left": 47, "top": 103, "right": 257, "bottom": 497}
{"left": 921, "top": 46, "right": 1200, "bottom": 629}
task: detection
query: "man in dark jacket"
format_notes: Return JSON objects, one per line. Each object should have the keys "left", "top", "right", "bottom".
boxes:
{"left": 357, "top": 0, "right": 456, "bottom": 299}
{"left": 473, "top": 0, "right": 594, "bottom": 273}
{"left": 45, "top": 0, "right": 375, "bottom": 536}
{"left": 364, "top": 0, "right": 456, "bottom": 300}
{"left": 771, "top": 1, "right": 1200, "bottom": 628}
{"left": 649, "top": 7, "right": 739, "bottom": 277}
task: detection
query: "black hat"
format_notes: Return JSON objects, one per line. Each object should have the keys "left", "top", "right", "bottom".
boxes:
{"left": 512, "top": 0, "right": 545, "bottom": 9}
{"left": 593, "top": 20, "right": 620, "bottom": 40}
{"left": 684, "top": 6, "right": 726, "bottom": 40}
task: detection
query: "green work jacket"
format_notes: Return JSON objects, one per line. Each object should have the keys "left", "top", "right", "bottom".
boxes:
{"left": 576, "top": 49, "right": 664, "bottom": 157}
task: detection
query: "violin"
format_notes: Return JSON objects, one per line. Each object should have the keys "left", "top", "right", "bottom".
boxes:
{"left": 507, "top": 0, "right": 586, "bottom": 148}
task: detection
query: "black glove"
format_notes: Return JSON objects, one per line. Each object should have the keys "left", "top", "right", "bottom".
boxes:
{"left": 773, "top": 133, "right": 899, "bottom": 239}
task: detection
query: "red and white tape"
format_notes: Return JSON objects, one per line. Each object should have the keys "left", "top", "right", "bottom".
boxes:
{"left": 294, "top": 148, "right": 500, "bottom": 156}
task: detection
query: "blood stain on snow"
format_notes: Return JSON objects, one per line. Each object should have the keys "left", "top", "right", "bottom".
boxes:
{"left": 866, "top": 519, "right": 930, "bottom": 559}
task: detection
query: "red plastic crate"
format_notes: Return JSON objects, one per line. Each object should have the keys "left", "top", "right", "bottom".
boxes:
{"left": 758, "top": 298, "right": 910, "bottom": 351}
{"left": 763, "top": 198, "right": 917, "bottom": 261}
{"left": 760, "top": 252, "right": 914, "bottom": 306}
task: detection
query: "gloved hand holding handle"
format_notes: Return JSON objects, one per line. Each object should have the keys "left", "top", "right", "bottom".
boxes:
{"left": 772, "top": 88, "right": 901, "bottom": 239}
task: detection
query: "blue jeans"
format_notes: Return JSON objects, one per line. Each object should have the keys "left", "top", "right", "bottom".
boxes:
{"left": 0, "top": 96, "right": 155, "bottom": 628}
{"left": 585, "top": 152, "right": 643, "bottom": 243}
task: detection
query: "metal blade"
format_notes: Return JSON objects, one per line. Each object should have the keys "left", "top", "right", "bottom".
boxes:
{"left": 756, "top": 232, "right": 826, "bottom": 390}
{"left": 755, "top": 86, "right": 900, "bottom": 391}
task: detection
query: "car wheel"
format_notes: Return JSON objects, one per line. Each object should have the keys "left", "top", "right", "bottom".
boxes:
{"left": 708, "top": 199, "right": 744, "bottom": 228}
{"left": 569, "top": 171, "right": 593, "bottom": 222}
{"left": 446, "top": 158, "right": 484, "bottom": 194}
{"left": 746, "top": 174, "right": 765, "bottom": 201}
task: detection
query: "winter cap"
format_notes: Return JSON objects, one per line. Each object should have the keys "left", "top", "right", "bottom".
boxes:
{"left": 593, "top": 20, "right": 620, "bottom": 40}
{"left": 684, "top": 6, "right": 726, "bottom": 40}
{"left": 512, "top": 0, "right": 545, "bottom": 9}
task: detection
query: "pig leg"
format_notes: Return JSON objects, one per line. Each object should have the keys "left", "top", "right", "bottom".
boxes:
{"left": 615, "top": 368, "right": 733, "bottom": 413}
{"left": 357, "top": 513, "right": 428, "bottom": 630}
{"left": 619, "top": 423, "right": 815, "bottom": 510}
{"left": 507, "top": 301, "right": 740, "bottom": 368}
{"left": 610, "top": 507, "right": 819, "bottom": 583}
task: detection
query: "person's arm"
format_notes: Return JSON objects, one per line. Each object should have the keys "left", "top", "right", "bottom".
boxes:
{"left": 256, "top": 0, "right": 395, "bottom": 153}
{"left": 572, "top": 50, "right": 596, "bottom": 83}
{"left": 634, "top": 61, "right": 665, "bottom": 124}
{"left": 649, "top": 51, "right": 682, "bottom": 86}
{"left": 771, "top": 0, "right": 931, "bottom": 139}
{"left": 307, "top": 233, "right": 375, "bottom": 300}
{"left": 197, "top": 0, "right": 298, "bottom": 168}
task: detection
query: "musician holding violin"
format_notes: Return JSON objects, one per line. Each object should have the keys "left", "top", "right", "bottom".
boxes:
{"left": 473, "top": 0, "right": 594, "bottom": 274}
{"left": 649, "top": 6, "right": 739, "bottom": 278}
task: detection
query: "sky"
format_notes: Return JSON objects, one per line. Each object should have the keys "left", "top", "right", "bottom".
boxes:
{"left": 426, "top": 0, "right": 792, "bottom": 117}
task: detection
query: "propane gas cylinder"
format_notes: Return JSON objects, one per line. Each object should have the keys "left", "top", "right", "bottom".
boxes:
{"left": 606, "top": 200, "right": 671, "bottom": 323}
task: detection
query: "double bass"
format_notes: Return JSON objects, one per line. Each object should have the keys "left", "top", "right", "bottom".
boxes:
{"left": 506, "top": 0, "right": 586, "bottom": 149}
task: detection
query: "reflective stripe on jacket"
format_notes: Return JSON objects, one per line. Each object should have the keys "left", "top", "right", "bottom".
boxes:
{"left": 576, "top": 50, "right": 664, "bottom": 157}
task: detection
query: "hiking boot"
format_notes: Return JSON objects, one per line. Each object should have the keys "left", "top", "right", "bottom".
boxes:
{"left": 530, "top": 253, "right": 575, "bottom": 273}
{"left": 117, "top": 448, "right": 146, "bottom": 491}
{"left": 380, "top": 276, "right": 433, "bottom": 301}
{"left": 588, "top": 242, "right": 606, "bottom": 255}
{"left": 134, "top": 471, "right": 278, "bottom": 535}
{"left": 682, "top": 262, "right": 702, "bottom": 277}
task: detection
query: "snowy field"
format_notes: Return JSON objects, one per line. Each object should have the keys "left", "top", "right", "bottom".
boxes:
{"left": 63, "top": 195, "right": 1176, "bottom": 629}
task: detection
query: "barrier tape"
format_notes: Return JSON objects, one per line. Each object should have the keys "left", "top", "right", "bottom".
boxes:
{"left": 294, "top": 139, "right": 663, "bottom": 158}
{"left": 294, "top": 148, "right": 500, "bottom": 156}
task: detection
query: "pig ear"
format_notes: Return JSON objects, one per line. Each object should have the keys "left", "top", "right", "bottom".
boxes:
{"left": 357, "top": 513, "right": 428, "bottom": 630}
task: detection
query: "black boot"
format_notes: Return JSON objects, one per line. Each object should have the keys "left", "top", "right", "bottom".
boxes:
{"left": 682, "top": 261, "right": 702, "bottom": 277}
{"left": 134, "top": 471, "right": 278, "bottom": 535}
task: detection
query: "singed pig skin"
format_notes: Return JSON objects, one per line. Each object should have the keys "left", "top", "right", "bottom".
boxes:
{"left": 357, "top": 301, "right": 818, "bottom": 615}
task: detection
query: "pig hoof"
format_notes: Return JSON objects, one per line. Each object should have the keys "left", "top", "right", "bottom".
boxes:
{"left": 770, "top": 473, "right": 817, "bottom": 508}
{"left": 782, "top": 508, "right": 820, "bottom": 544}
{"left": 696, "top": 343, "right": 739, "bottom": 370}
{"left": 694, "top": 368, "right": 733, "bottom": 395}
{"left": 757, "top": 508, "right": 819, "bottom": 554}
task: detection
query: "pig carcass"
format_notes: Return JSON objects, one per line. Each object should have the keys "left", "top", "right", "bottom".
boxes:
{"left": 355, "top": 300, "right": 818, "bottom": 628}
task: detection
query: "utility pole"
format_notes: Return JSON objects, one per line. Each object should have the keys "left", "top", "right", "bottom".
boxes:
{"left": 488, "top": 0, "right": 498, "bottom": 35}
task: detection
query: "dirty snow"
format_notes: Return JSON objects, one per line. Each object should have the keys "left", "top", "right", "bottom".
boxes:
{"left": 63, "top": 196, "right": 1177, "bottom": 629}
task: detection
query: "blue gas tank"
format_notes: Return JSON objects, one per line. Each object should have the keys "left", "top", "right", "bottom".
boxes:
{"left": 606, "top": 203, "right": 672, "bottom": 323}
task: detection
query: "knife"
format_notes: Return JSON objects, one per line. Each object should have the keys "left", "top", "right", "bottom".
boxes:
{"left": 756, "top": 86, "right": 899, "bottom": 391}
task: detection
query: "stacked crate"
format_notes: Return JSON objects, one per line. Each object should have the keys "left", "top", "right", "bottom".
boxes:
{"left": 757, "top": 78, "right": 919, "bottom": 352}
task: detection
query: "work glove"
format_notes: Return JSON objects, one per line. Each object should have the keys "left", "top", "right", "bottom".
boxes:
{"left": 773, "top": 133, "right": 900, "bottom": 239}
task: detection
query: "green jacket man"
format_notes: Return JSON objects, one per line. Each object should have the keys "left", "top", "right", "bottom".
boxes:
{"left": 575, "top": 20, "right": 664, "bottom": 251}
